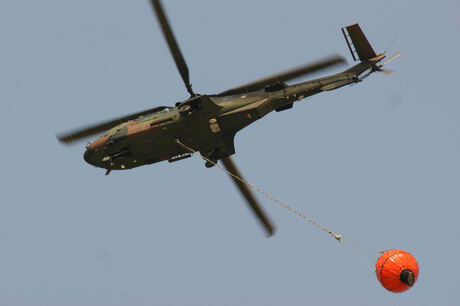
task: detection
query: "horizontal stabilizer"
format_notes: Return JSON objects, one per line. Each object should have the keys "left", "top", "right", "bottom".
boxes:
{"left": 342, "top": 24, "right": 377, "bottom": 61}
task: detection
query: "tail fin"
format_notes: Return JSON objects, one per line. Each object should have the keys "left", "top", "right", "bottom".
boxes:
{"left": 342, "top": 24, "right": 377, "bottom": 61}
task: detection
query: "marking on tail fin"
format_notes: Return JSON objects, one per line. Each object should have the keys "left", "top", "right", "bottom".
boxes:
{"left": 342, "top": 27, "right": 357, "bottom": 61}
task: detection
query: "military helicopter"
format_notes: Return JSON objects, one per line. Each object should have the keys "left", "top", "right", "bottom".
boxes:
{"left": 58, "top": 0, "right": 401, "bottom": 237}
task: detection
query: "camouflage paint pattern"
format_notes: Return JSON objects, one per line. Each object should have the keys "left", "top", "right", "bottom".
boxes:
{"left": 82, "top": 23, "right": 388, "bottom": 172}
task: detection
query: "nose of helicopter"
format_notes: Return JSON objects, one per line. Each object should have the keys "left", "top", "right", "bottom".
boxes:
{"left": 83, "top": 135, "right": 109, "bottom": 167}
{"left": 83, "top": 146, "right": 95, "bottom": 165}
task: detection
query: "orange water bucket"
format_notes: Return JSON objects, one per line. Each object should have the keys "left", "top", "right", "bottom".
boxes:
{"left": 375, "top": 249, "right": 419, "bottom": 293}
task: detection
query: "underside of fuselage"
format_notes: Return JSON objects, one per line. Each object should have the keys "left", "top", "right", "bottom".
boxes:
{"left": 82, "top": 93, "right": 275, "bottom": 172}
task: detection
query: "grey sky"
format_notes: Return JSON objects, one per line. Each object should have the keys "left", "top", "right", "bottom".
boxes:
{"left": 1, "top": 0, "right": 459, "bottom": 305}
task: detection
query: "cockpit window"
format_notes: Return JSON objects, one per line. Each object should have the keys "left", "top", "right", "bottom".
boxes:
{"left": 135, "top": 107, "right": 174, "bottom": 122}
{"left": 135, "top": 113, "right": 156, "bottom": 122}
{"left": 159, "top": 108, "right": 172, "bottom": 113}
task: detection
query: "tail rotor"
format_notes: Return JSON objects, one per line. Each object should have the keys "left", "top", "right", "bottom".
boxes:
{"left": 361, "top": 51, "right": 402, "bottom": 80}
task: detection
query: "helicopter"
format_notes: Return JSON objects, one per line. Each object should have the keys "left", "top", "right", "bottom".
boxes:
{"left": 58, "top": 0, "right": 401, "bottom": 237}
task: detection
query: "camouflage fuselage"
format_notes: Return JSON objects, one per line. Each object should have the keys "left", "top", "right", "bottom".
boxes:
{"left": 83, "top": 57, "right": 382, "bottom": 171}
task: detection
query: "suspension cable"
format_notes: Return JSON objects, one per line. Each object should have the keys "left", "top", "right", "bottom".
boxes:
{"left": 175, "top": 139, "right": 342, "bottom": 242}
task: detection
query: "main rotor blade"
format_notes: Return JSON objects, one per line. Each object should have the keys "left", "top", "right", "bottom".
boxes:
{"left": 57, "top": 106, "right": 168, "bottom": 144}
{"left": 218, "top": 55, "right": 346, "bottom": 96}
{"left": 149, "top": 0, "right": 195, "bottom": 96}
{"left": 221, "top": 156, "right": 275, "bottom": 237}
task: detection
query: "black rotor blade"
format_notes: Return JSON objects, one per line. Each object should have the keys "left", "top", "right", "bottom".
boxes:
{"left": 221, "top": 156, "right": 275, "bottom": 237}
{"left": 218, "top": 55, "right": 346, "bottom": 96}
{"left": 57, "top": 106, "right": 168, "bottom": 144}
{"left": 149, "top": 0, "right": 195, "bottom": 96}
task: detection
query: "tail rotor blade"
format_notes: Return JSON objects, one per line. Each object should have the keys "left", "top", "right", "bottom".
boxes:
{"left": 364, "top": 51, "right": 401, "bottom": 79}
{"left": 221, "top": 157, "right": 275, "bottom": 237}
{"left": 381, "top": 51, "right": 402, "bottom": 66}
{"left": 383, "top": 35, "right": 399, "bottom": 54}
{"left": 381, "top": 69, "right": 395, "bottom": 76}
